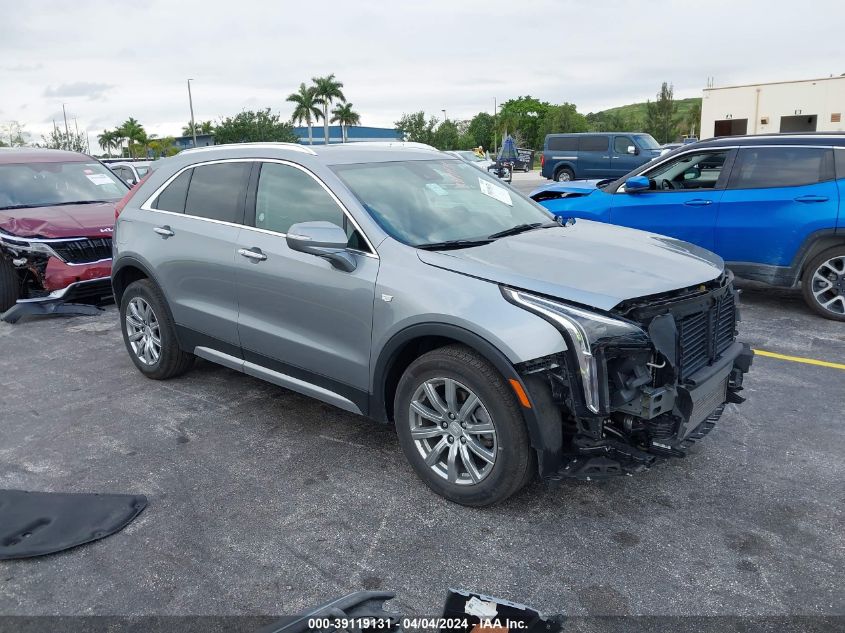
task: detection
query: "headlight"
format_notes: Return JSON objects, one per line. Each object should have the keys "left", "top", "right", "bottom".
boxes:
{"left": 0, "top": 234, "right": 59, "bottom": 257}
{"left": 502, "top": 287, "right": 649, "bottom": 413}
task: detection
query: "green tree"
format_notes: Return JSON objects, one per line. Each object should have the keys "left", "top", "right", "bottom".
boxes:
{"left": 311, "top": 74, "right": 345, "bottom": 144}
{"left": 213, "top": 108, "right": 297, "bottom": 145}
{"left": 116, "top": 117, "right": 146, "bottom": 158}
{"left": 645, "top": 82, "right": 678, "bottom": 143}
{"left": 432, "top": 119, "right": 461, "bottom": 150}
{"left": 497, "top": 96, "right": 551, "bottom": 149}
{"left": 331, "top": 101, "right": 361, "bottom": 143}
{"left": 682, "top": 101, "right": 701, "bottom": 138}
{"left": 287, "top": 83, "right": 323, "bottom": 145}
{"left": 394, "top": 111, "right": 439, "bottom": 145}
{"left": 181, "top": 120, "right": 214, "bottom": 137}
{"left": 39, "top": 127, "right": 87, "bottom": 152}
{"left": 539, "top": 103, "right": 588, "bottom": 138}
{"left": 465, "top": 112, "right": 495, "bottom": 151}
{"left": 97, "top": 129, "right": 119, "bottom": 157}
{"left": 148, "top": 136, "right": 179, "bottom": 158}
{"left": 1, "top": 121, "right": 29, "bottom": 147}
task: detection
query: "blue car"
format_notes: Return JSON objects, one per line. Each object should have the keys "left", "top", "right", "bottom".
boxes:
{"left": 531, "top": 133, "right": 845, "bottom": 320}
{"left": 540, "top": 132, "right": 663, "bottom": 181}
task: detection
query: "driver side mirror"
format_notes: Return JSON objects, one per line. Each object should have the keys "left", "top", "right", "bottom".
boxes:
{"left": 624, "top": 176, "right": 650, "bottom": 193}
{"left": 286, "top": 221, "right": 357, "bottom": 272}
{"left": 627, "top": 145, "right": 639, "bottom": 155}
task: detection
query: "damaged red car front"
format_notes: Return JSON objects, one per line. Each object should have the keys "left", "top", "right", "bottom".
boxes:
{"left": 0, "top": 149, "right": 128, "bottom": 322}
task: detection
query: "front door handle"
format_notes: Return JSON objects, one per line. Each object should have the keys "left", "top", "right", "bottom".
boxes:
{"left": 153, "top": 225, "right": 174, "bottom": 237}
{"left": 238, "top": 247, "right": 267, "bottom": 262}
{"left": 684, "top": 199, "right": 713, "bottom": 206}
{"left": 794, "top": 195, "right": 829, "bottom": 203}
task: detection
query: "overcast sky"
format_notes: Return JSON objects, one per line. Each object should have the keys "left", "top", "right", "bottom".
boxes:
{"left": 1, "top": 0, "right": 842, "bottom": 148}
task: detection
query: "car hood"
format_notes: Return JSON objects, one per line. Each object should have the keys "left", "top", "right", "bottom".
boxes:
{"left": 529, "top": 179, "right": 603, "bottom": 197}
{"left": 0, "top": 202, "right": 116, "bottom": 239}
{"left": 416, "top": 221, "right": 724, "bottom": 311}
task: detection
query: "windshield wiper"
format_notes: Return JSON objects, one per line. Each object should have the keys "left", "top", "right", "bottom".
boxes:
{"left": 48, "top": 200, "right": 112, "bottom": 206}
{"left": 416, "top": 238, "right": 494, "bottom": 251}
{"left": 487, "top": 222, "right": 557, "bottom": 240}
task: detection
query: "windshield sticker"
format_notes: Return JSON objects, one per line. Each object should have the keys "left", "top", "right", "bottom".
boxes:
{"left": 425, "top": 183, "right": 448, "bottom": 196}
{"left": 86, "top": 173, "right": 114, "bottom": 186}
{"left": 478, "top": 177, "right": 513, "bottom": 206}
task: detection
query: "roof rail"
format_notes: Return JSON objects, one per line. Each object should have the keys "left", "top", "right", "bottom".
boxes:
{"left": 180, "top": 142, "right": 317, "bottom": 156}
{"left": 347, "top": 141, "right": 440, "bottom": 151}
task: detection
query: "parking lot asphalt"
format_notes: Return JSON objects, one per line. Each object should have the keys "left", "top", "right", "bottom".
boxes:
{"left": 1, "top": 180, "right": 843, "bottom": 620}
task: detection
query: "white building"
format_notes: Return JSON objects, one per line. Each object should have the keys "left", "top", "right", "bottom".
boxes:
{"left": 700, "top": 75, "right": 845, "bottom": 139}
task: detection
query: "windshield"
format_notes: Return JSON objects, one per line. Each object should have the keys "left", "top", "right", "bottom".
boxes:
{"left": 0, "top": 161, "right": 127, "bottom": 209}
{"left": 456, "top": 151, "right": 485, "bottom": 162}
{"left": 333, "top": 159, "right": 552, "bottom": 247}
{"left": 635, "top": 134, "right": 661, "bottom": 150}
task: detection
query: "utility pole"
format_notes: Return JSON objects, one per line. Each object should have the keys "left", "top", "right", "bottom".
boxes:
{"left": 62, "top": 104, "right": 70, "bottom": 150}
{"left": 442, "top": 109, "right": 447, "bottom": 122}
{"left": 187, "top": 79, "right": 197, "bottom": 148}
{"left": 493, "top": 98, "right": 497, "bottom": 155}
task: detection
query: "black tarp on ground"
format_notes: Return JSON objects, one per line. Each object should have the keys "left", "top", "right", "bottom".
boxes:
{"left": 0, "top": 489, "right": 146, "bottom": 560}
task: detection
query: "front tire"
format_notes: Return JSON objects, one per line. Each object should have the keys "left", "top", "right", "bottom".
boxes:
{"left": 394, "top": 345, "right": 533, "bottom": 506}
{"left": 802, "top": 246, "right": 845, "bottom": 321}
{"left": 120, "top": 279, "right": 194, "bottom": 379}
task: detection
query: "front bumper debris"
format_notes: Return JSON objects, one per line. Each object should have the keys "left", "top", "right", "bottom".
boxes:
{"left": 1, "top": 276, "right": 112, "bottom": 323}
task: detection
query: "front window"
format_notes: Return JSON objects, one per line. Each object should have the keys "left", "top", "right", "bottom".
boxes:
{"left": 333, "top": 160, "right": 552, "bottom": 247}
{"left": 634, "top": 135, "right": 661, "bottom": 150}
{"left": 0, "top": 161, "right": 127, "bottom": 209}
{"left": 456, "top": 151, "right": 485, "bottom": 163}
{"left": 641, "top": 150, "right": 730, "bottom": 191}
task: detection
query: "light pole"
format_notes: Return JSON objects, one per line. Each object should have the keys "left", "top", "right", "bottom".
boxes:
{"left": 62, "top": 103, "right": 70, "bottom": 150}
{"left": 187, "top": 79, "right": 197, "bottom": 148}
{"left": 441, "top": 109, "right": 447, "bottom": 122}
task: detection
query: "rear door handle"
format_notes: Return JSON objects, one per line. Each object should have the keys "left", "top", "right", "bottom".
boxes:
{"left": 684, "top": 199, "right": 713, "bottom": 206}
{"left": 794, "top": 195, "right": 829, "bottom": 203}
{"left": 238, "top": 247, "right": 267, "bottom": 262}
{"left": 153, "top": 225, "right": 174, "bottom": 237}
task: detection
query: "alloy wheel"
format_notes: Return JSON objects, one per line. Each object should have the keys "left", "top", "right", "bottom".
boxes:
{"left": 811, "top": 256, "right": 845, "bottom": 316}
{"left": 557, "top": 170, "right": 571, "bottom": 181}
{"left": 125, "top": 297, "right": 162, "bottom": 365}
{"left": 408, "top": 378, "right": 497, "bottom": 485}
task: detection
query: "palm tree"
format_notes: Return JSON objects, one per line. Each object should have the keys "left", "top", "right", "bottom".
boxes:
{"left": 286, "top": 83, "right": 323, "bottom": 145}
{"left": 311, "top": 74, "right": 345, "bottom": 144}
{"left": 117, "top": 117, "right": 146, "bottom": 158}
{"left": 331, "top": 102, "right": 361, "bottom": 143}
{"left": 181, "top": 120, "right": 214, "bottom": 137}
{"left": 97, "top": 129, "right": 117, "bottom": 157}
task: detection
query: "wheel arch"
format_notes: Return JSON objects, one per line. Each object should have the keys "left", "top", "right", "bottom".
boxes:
{"left": 112, "top": 257, "right": 182, "bottom": 346}
{"left": 370, "top": 322, "right": 562, "bottom": 476}
{"left": 554, "top": 163, "right": 576, "bottom": 180}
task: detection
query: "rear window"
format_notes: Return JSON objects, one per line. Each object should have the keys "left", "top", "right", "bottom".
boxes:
{"left": 547, "top": 136, "right": 578, "bottom": 151}
{"left": 153, "top": 169, "right": 192, "bottom": 213}
{"left": 183, "top": 162, "right": 251, "bottom": 223}
{"left": 579, "top": 136, "right": 609, "bottom": 152}
{"left": 728, "top": 147, "right": 834, "bottom": 189}
{"left": 0, "top": 161, "right": 126, "bottom": 209}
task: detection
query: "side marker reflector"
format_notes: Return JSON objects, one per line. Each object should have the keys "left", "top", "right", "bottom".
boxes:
{"left": 509, "top": 379, "right": 532, "bottom": 409}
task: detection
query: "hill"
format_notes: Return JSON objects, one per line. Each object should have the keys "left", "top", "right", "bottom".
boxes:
{"left": 592, "top": 97, "right": 702, "bottom": 121}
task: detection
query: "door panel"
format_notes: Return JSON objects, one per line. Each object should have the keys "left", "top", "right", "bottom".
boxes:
{"left": 716, "top": 147, "right": 839, "bottom": 265}
{"left": 235, "top": 229, "right": 378, "bottom": 392}
{"left": 145, "top": 211, "right": 242, "bottom": 347}
{"left": 610, "top": 135, "right": 641, "bottom": 177}
{"left": 610, "top": 190, "right": 722, "bottom": 250}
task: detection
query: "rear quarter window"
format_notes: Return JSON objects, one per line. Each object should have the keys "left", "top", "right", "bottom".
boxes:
{"left": 153, "top": 169, "right": 192, "bottom": 213}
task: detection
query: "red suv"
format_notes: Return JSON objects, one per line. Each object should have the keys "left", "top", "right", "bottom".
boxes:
{"left": 0, "top": 148, "right": 128, "bottom": 321}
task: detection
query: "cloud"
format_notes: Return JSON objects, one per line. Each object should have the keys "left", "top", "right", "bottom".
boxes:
{"left": 2, "top": 63, "right": 44, "bottom": 72}
{"left": 43, "top": 82, "right": 113, "bottom": 101}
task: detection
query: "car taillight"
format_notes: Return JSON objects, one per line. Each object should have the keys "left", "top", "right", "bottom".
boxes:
{"left": 540, "top": 154, "right": 545, "bottom": 167}
{"left": 114, "top": 172, "right": 152, "bottom": 219}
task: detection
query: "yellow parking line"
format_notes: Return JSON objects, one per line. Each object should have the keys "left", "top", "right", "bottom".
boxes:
{"left": 753, "top": 349, "right": 845, "bottom": 371}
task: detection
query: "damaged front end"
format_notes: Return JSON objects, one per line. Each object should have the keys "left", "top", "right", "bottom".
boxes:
{"left": 0, "top": 229, "right": 113, "bottom": 323}
{"left": 504, "top": 272, "right": 753, "bottom": 480}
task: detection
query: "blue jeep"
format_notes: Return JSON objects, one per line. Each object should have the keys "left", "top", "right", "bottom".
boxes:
{"left": 531, "top": 133, "right": 845, "bottom": 320}
{"left": 541, "top": 132, "right": 662, "bottom": 181}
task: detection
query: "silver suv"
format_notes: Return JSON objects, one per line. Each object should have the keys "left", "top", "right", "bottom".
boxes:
{"left": 112, "top": 143, "right": 753, "bottom": 506}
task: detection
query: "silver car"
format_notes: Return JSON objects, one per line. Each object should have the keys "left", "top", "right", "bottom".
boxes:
{"left": 112, "top": 143, "right": 752, "bottom": 506}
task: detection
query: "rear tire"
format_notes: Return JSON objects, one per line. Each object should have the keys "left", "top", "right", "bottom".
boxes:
{"left": 801, "top": 246, "right": 845, "bottom": 321}
{"left": 120, "top": 279, "right": 194, "bottom": 379}
{"left": 554, "top": 167, "right": 574, "bottom": 182}
{"left": 0, "top": 256, "right": 19, "bottom": 313}
{"left": 394, "top": 345, "right": 532, "bottom": 507}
